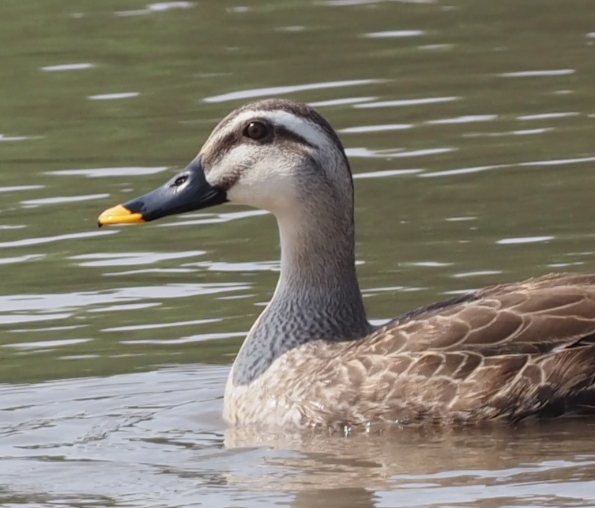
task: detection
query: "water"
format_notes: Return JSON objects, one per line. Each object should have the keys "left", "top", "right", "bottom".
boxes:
{"left": 1, "top": 0, "right": 595, "bottom": 505}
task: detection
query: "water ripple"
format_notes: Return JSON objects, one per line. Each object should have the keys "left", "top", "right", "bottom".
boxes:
{"left": 88, "top": 303, "right": 160, "bottom": 313}
{"left": 518, "top": 112, "right": 580, "bottom": 120}
{"left": 0, "top": 254, "right": 45, "bottom": 265}
{"left": 0, "top": 186, "right": 44, "bottom": 193}
{"left": 353, "top": 169, "right": 423, "bottom": 179}
{"left": 363, "top": 286, "right": 426, "bottom": 295}
{"left": 21, "top": 194, "right": 109, "bottom": 207}
{"left": 2, "top": 338, "right": 93, "bottom": 350}
{"left": 102, "top": 318, "right": 220, "bottom": 333}
{"left": 103, "top": 268, "right": 197, "bottom": 276}
{"left": 497, "top": 236, "right": 554, "bottom": 245}
{"left": 426, "top": 114, "right": 497, "bottom": 125}
{"left": 464, "top": 128, "right": 554, "bottom": 137}
{"left": 419, "top": 154, "right": 595, "bottom": 178}
{"left": 0, "top": 134, "right": 43, "bottom": 142}
{"left": 162, "top": 209, "right": 269, "bottom": 227}
{"left": 346, "top": 147, "right": 454, "bottom": 158}
{"left": 120, "top": 331, "right": 246, "bottom": 345}
{"left": 70, "top": 251, "right": 205, "bottom": 267}
{"left": 0, "top": 313, "right": 73, "bottom": 325}
{"left": 308, "top": 97, "right": 376, "bottom": 107}
{"left": 203, "top": 79, "right": 383, "bottom": 103}
{"left": 500, "top": 69, "right": 575, "bottom": 77}
{"left": 320, "top": 0, "right": 435, "bottom": 6}
{"left": 363, "top": 30, "right": 424, "bottom": 38}
{"left": 520, "top": 155, "right": 595, "bottom": 167}
{"left": 420, "top": 165, "right": 506, "bottom": 178}
{"left": 275, "top": 26, "right": 306, "bottom": 33}
{"left": 0, "top": 284, "right": 249, "bottom": 313}
{"left": 48, "top": 167, "right": 168, "bottom": 178}
{"left": 452, "top": 270, "right": 502, "bottom": 278}
{"left": 185, "top": 260, "right": 280, "bottom": 272}
{"left": 0, "top": 231, "right": 117, "bottom": 249}
{"left": 339, "top": 123, "right": 413, "bottom": 133}
{"left": 354, "top": 96, "right": 458, "bottom": 108}
{"left": 41, "top": 63, "right": 94, "bottom": 72}
{"left": 88, "top": 92, "right": 140, "bottom": 100}
{"left": 405, "top": 261, "right": 453, "bottom": 268}
{"left": 116, "top": 2, "right": 194, "bottom": 16}
{"left": 445, "top": 217, "right": 476, "bottom": 222}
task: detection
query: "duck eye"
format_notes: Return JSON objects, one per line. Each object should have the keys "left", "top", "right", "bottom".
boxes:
{"left": 243, "top": 121, "right": 268, "bottom": 140}
{"left": 173, "top": 175, "right": 188, "bottom": 186}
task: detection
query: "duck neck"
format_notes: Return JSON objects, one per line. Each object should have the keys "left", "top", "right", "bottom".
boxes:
{"left": 231, "top": 202, "right": 371, "bottom": 386}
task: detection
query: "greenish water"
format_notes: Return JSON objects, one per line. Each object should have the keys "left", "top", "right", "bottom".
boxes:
{"left": 1, "top": 0, "right": 595, "bottom": 506}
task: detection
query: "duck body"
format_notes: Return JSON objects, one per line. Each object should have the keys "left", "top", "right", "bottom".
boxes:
{"left": 224, "top": 274, "right": 595, "bottom": 428}
{"left": 99, "top": 98, "right": 595, "bottom": 429}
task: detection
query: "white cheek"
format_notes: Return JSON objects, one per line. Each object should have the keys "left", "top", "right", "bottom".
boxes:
{"left": 227, "top": 160, "right": 300, "bottom": 213}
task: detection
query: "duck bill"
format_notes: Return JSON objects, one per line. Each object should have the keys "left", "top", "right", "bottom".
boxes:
{"left": 98, "top": 157, "right": 227, "bottom": 226}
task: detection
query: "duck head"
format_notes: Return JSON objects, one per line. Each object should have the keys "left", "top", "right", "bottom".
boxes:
{"left": 98, "top": 98, "right": 353, "bottom": 226}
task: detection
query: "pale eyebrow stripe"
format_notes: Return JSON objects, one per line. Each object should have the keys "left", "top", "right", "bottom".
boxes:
{"left": 276, "top": 125, "right": 316, "bottom": 149}
{"left": 229, "top": 109, "right": 326, "bottom": 149}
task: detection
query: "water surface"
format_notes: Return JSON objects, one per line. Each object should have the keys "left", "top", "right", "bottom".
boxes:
{"left": 1, "top": 0, "right": 595, "bottom": 506}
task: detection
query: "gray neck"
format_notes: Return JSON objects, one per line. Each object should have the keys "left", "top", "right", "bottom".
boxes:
{"left": 232, "top": 196, "right": 371, "bottom": 386}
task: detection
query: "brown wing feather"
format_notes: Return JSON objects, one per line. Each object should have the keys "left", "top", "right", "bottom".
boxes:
{"left": 311, "top": 274, "right": 595, "bottom": 426}
{"left": 372, "top": 273, "right": 595, "bottom": 355}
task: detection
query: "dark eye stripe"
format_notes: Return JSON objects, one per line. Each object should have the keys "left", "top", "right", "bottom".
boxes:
{"left": 201, "top": 130, "right": 238, "bottom": 168}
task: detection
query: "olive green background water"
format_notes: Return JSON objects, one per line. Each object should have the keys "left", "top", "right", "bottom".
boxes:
{"left": 1, "top": 1, "right": 595, "bottom": 506}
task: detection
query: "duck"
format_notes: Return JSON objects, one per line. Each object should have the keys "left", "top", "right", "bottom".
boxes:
{"left": 98, "top": 98, "right": 595, "bottom": 429}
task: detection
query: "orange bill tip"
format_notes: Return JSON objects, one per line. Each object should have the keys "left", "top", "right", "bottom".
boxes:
{"left": 97, "top": 204, "right": 144, "bottom": 227}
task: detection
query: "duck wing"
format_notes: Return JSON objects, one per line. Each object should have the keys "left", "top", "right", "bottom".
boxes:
{"left": 322, "top": 274, "right": 595, "bottom": 424}
{"left": 374, "top": 273, "right": 595, "bottom": 355}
